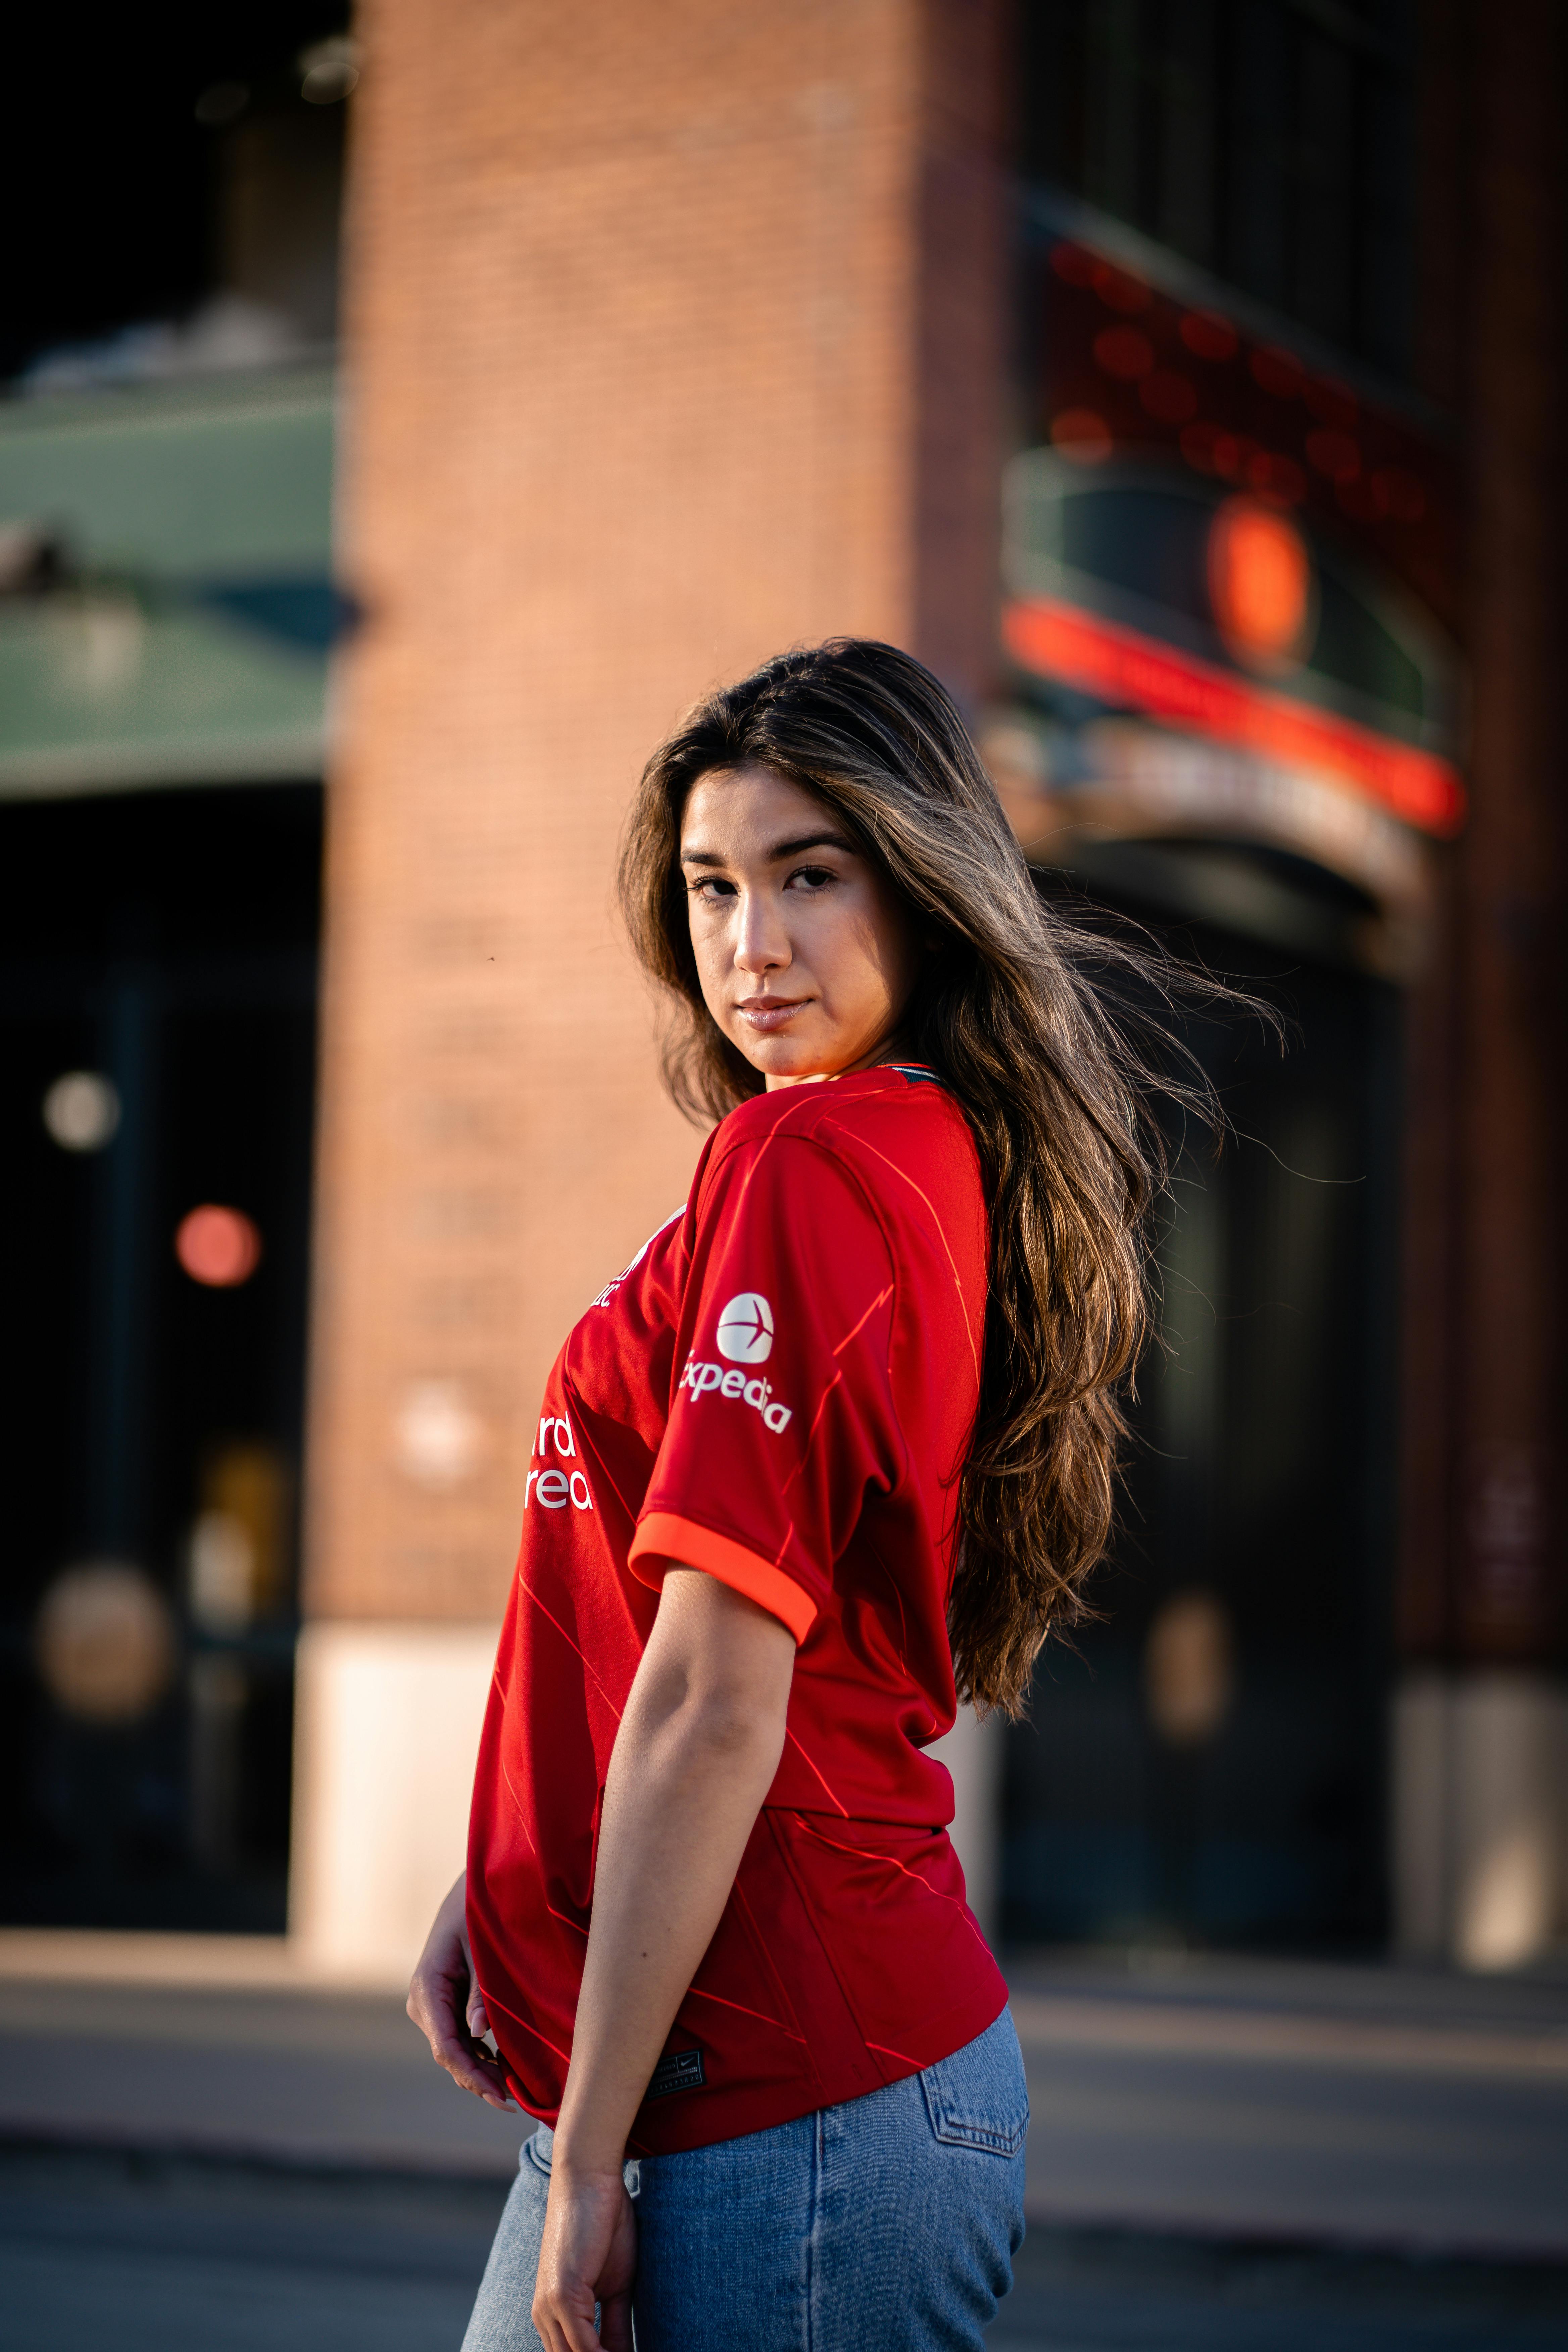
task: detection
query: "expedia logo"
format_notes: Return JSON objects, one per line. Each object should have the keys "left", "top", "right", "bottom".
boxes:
{"left": 716, "top": 1292, "right": 774, "bottom": 1364}
{"left": 678, "top": 1355, "right": 792, "bottom": 1432}
{"left": 678, "top": 1293, "right": 791, "bottom": 1430}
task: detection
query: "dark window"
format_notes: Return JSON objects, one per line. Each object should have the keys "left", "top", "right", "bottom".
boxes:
{"left": 1019, "top": 1, "right": 1417, "bottom": 377}
{"left": 0, "top": 3, "right": 351, "bottom": 382}
{"left": 0, "top": 785, "right": 321, "bottom": 1929}
{"left": 1003, "top": 893, "right": 1400, "bottom": 1949}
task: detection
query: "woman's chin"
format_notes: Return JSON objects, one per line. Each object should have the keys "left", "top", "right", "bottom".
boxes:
{"left": 737, "top": 1030, "right": 843, "bottom": 1086}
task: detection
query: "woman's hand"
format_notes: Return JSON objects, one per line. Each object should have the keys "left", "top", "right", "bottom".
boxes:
{"left": 531, "top": 2159, "right": 638, "bottom": 2352}
{"left": 406, "top": 1869, "right": 515, "bottom": 2110}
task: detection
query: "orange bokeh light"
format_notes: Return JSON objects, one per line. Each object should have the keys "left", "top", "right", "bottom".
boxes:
{"left": 1251, "top": 344, "right": 1305, "bottom": 400}
{"left": 1050, "top": 408, "right": 1113, "bottom": 464}
{"left": 176, "top": 1205, "right": 263, "bottom": 1288}
{"left": 1093, "top": 325, "right": 1154, "bottom": 380}
{"left": 1306, "top": 427, "right": 1361, "bottom": 483}
{"left": 1207, "top": 497, "right": 1313, "bottom": 668}
{"left": 1139, "top": 369, "right": 1198, "bottom": 424}
{"left": 1092, "top": 262, "right": 1153, "bottom": 313}
{"left": 1303, "top": 375, "right": 1358, "bottom": 430}
{"left": 1179, "top": 308, "right": 1238, "bottom": 362}
{"left": 1372, "top": 465, "right": 1426, "bottom": 523}
{"left": 1049, "top": 240, "right": 1099, "bottom": 287}
{"left": 1246, "top": 450, "right": 1308, "bottom": 507}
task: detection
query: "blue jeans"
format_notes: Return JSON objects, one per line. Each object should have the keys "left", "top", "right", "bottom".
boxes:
{"left": 461, "top": 2007, "right": 1029, "bottom": 2350}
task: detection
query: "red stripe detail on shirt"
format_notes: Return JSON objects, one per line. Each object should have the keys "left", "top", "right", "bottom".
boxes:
{"left": 783, "top": 1725, "right": 850, "bottom": 1817}
{"left": 517, "top": 1577, "right": 625, "bottom": 1719}
{"left": 825, "top": 1125, "right": 981, "bottom": 1382}
{"left": 865, "top": 2037, "right": 926, "bottom": 2067}
{"left": 831, "top": 1283, "right": 894, "bottom": 1357}
{"left": 480, "top": 1986, "right": 573, "bottom": 2068}
{"left": 629, "top": 1512, "right": 818, "bottom": 1645}
{"left": 789, "top": 1812, "right": 993, "bottom": 1960}
{"left": 685, "top": 1981, "right": 807, "bottom": 2043}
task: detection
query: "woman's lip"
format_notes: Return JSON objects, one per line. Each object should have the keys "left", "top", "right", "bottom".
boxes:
{"left": 737, "top": 998, "right": 810, "bottom": 1031}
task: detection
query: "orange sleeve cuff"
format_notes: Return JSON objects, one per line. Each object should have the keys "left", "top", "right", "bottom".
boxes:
{"left": 629, "top": 1512, "right": 818, "bottom": 1647}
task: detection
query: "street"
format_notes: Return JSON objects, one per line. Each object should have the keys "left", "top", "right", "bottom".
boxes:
{"left": 4, "top": 2141, "right": 1567, "bottom": 2352}
{"left": 2, "top": 1946, "right": 1565, "bottom": 2347}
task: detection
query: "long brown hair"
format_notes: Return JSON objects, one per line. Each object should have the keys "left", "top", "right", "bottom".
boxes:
{"left": 619, "top": 639, "right": 1226, "bottom": 1717}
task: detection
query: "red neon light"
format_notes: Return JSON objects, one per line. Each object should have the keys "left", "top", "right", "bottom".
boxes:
{"left": 1002, "top": 594, "right": 1464, "bottom": 837}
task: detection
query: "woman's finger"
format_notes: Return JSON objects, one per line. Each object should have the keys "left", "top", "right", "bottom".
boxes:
{"left": 419, "top": 2009, "right": 514, "bottom": 2105}
{"left": 439, "top": 2044, "right": 514, "bottom": 2108}
{"left": 407, "top": 1962, "right": 466, "bottom": 2050}
{"left": 532, "top": 2290, "right": 602, "bottom": 2352}
{"left": 407, "top": 1957, "right": 513, "bottom": 2105}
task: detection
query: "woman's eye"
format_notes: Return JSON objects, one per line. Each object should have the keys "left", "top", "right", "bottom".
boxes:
{"left": 692, "top": 876, "right": 738, "bottom": 901}
{"left": 790, "top": 866, "right": 835, "bottom": 891}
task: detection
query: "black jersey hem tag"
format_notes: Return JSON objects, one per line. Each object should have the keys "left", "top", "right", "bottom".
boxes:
{"left": 647, "top": 2048, "right": 706, "bottom": 2099}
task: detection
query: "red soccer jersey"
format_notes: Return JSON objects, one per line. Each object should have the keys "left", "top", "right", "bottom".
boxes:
{"left": 466, "top": 1065, "right": 1008, "bottom": 2156}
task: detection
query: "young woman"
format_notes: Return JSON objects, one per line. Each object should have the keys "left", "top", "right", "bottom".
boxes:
{"left": 408, "top": 640, "right": 1167, "bottom": 2351}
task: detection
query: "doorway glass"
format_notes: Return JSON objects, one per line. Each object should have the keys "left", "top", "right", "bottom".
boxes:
{"left": 1002, "top": 901, "right": 1400, "bottom": 1951}
{"left": 0, "top": 783, "right": 320, "bottom": 1929}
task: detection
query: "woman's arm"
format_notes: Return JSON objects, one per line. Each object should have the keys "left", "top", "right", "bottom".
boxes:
{"left": 406, "top": 1870, "right": 515, "bottom": 2110}
{"left": 533, "top": 1566, "right": 796, "bottom": 2352}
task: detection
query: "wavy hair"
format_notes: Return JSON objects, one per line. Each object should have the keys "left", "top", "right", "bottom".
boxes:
{"left": 619, "top": 639, "right": 1229, "bottom": 1716}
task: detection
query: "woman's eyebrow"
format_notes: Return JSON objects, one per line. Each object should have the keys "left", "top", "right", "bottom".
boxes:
{"left": 679, "top": 831, "right": 855, "bottom": 866}
{"left": 767, "top": 830, "right": 856, "bottom": 860}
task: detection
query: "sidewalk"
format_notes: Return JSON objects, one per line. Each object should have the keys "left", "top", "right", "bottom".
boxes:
{"left": 1, "top": 1938, "right": 1566, "bottom": 2349}
{"left": 1007, "top": 1948, "right": 1568, "bottom": 2260}
{"left": 3, "top": 1939, "right": 1565, "bottom": 2255}
{"left": 0, "top": 1961, "right": 524, "bottom": 2178}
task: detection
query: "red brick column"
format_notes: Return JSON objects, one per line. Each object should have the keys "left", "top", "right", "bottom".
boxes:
{"left": 1395, "top": 0, "right": 1568, "bottom": 1965}
{"left": 291, "top": 0, "right": 1006, "bottom": 1968}
{"left": 1451, "top": 0, "right": 1567, "bottom": 1676}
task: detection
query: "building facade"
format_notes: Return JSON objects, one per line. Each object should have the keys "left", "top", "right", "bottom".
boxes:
{"left": 0, "top": 0, "right": 1562, "bottom": 1975}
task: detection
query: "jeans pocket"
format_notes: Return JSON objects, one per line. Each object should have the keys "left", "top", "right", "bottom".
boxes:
{"left": 918, "top": 2011, "right": 1030, "bottom": 2158}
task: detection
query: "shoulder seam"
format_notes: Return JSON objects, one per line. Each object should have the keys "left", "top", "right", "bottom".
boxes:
{"left": 703, "top": 1077, "right": 951, "bottom": 1183}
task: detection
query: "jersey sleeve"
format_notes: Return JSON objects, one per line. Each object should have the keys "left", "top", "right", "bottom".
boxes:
{"left": 627, "top": 1133, "right": 902, "bottom": 1643}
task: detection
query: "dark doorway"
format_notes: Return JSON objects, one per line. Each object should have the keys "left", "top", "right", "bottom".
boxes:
{"left": 0, "top": 4, "right": 352, "bottom": 382}
{"left": 0, "top": 783, "right": 320, "bottom": 1929}
{"left": 1003, "top": 887, "right": 1401, "bottom": 1951}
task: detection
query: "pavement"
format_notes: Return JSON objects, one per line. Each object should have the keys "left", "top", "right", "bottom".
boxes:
{"left": 0, "top": 2144, "right": 501, "bottom": 2352}
{"left": 1008, "top": 1949, "right": 1568, "bottom": 2259}
{"left": 1, "top": 1937, "right": 1566, "bottom": 2349}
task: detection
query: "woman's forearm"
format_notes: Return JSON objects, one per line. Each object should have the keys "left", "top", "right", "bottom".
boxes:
{"left": 552, "top": 1568, "right": 793, "bottom": 2175}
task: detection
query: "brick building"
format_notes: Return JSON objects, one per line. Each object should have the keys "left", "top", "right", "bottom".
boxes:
{"left": 0, "top": 1, "right": 1562, "bottom": 1973}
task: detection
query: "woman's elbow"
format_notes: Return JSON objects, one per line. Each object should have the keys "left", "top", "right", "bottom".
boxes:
{"left": 664, "top": 1677, "right": 788, "bottom": 1778}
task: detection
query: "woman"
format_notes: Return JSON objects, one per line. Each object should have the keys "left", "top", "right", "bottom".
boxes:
{"left": 408, "top": 640, "right": 1167, "bottom": 2351}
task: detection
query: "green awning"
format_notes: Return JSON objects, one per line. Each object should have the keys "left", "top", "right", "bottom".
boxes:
{"left": 0, "top": 369, "right": 335, "bottom": 796}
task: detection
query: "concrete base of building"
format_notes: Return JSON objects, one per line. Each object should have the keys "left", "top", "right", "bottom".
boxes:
{"left": 286, "top": 1617, "right": 1008, "bottom": 1981}
{"left": 929, "top": 1702, "right": 1005, "bottom": 1947}
{"left": 1393, "top": 1667, "right": 1568, "bottom": 1968}
{"left": 288, "top": 1620, "right": 501, "bottom": 1984}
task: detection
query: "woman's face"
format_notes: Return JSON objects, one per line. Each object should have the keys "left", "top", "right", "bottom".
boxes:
{"left": 680, "top": 766, "right": 922, "bottom": 1090}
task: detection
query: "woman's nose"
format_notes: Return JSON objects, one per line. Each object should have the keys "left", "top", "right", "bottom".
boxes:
{"left": 734, "top": 891, "right": 790, "bottom": 974}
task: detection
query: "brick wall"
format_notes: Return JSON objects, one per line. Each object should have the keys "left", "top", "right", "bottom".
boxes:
{"left": 1398, "top": 0, "right": 1568, "bottom": 1670}
{"left": 1451, "top": 0, "right": 1567, "bottom": 1664}
{"left": 304, "top": 0, "right": 1006, "bottom": 1621}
